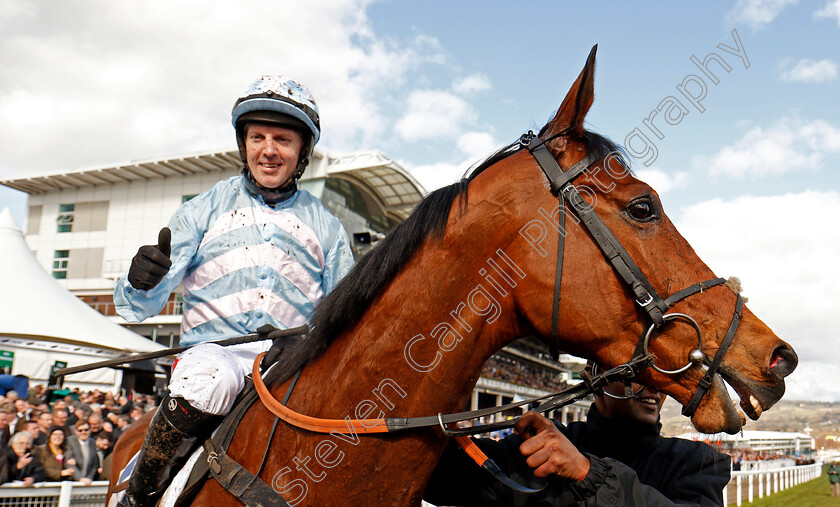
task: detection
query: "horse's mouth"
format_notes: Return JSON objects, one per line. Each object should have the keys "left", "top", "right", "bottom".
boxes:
{"left": 693, "top": 374, "right": 746, "bottom": 433}
{"left": 685, "top": 368, "right": 774, "bottom": 433}
{"left": 713, "top": 367, "right": 783, "bottom": 431}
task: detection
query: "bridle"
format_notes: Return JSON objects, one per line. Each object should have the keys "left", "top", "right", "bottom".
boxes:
{"left": 522, "top": 130, "right": 744, "bottom": 417}
{"left": 245, "top": 130, "right": 747, "bottom": 497}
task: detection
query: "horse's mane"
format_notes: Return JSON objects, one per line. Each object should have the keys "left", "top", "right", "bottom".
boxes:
{"left": 268, "top": 129, "right": 627, "bottom": 384}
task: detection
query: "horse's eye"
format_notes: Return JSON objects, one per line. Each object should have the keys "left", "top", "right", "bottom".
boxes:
{"left": 627, "top": 199, "right": 656, "bottom": 222}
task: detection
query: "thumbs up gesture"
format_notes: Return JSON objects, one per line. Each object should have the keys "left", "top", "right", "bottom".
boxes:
{"left": 128, "top": 227, "right": 172, "bottom": 290}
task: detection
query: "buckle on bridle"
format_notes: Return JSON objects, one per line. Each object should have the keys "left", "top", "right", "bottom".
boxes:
{"left": 635, "top": 291, "right": 653, "bottom": 307}
{"left": 207, "top": 451, "right": 221, "bottom": 474}
{"left": 519, "top": 130, "right": 537, "bottom": 147}
{"left": 438, "top": 413, "right": 454, "bottom": 436}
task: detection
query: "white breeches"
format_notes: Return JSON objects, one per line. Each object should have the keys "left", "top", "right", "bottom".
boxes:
{"left": 168, "top": 340, "right": 271, "bottom": 415}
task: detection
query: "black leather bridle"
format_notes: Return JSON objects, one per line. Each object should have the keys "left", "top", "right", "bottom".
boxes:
{"left": 238, "top": 132, "right": 748, "bottom": 501}
{"left": 522, "top": 130, "right": 744, "bottom": 418}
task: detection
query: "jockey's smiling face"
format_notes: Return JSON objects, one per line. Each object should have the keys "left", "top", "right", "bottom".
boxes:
{"left": 244, "top": 123, "right": 303, "bottom": 189}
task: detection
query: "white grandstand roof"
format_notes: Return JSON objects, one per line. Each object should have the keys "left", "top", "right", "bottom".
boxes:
{"left": 0, "top": 148, "right": 426, "bottom": 221}
{"left": 0, "top": 150, "right": 244, "bottom": 194}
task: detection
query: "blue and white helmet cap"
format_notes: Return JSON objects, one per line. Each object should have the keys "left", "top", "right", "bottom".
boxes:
{"left": 232, "top": 75, "right": 320, "bottom": 144}
{"left": 232, "top": 76, "right": 321, "bottom": 181}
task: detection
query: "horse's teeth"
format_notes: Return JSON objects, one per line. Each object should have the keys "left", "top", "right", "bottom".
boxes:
{"left": 750, "top": 395, "right": 763, "bottom": 417}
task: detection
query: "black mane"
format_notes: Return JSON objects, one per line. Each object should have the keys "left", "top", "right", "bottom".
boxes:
{"left": 268, "top": 129, "right": 627, "bottom": 382}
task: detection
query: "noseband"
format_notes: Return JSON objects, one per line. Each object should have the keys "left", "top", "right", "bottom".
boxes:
{"left": 522, "top": 131, "right": 744, "bottom": 417}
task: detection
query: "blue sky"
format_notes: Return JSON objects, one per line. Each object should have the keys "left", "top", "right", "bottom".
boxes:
{"left": 0, "top": 0, "right": 838, "bottom": 403}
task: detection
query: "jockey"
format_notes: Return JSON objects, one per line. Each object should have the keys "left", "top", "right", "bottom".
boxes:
{"left": 114, "top": 75, "right": 354, "bottom": 507}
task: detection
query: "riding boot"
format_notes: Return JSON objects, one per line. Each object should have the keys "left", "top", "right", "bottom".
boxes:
{"left": 119, "top": 395, "right": 223, "bottom": 507}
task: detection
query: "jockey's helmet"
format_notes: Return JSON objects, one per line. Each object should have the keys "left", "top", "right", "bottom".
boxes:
{"left": 231, "top": 75, "right": 321, "bottom": 184}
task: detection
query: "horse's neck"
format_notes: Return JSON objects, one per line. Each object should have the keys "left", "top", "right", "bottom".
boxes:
{"left": 300, "top": 198, "right": 522, "bottom": 419}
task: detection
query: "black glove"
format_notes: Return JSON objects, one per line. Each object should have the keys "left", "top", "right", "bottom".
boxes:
{"left": 128, "top": 227, "right": 172, "bottom": 290}
{"left": 258, "top": 324, "right": 299, "bottom": 370}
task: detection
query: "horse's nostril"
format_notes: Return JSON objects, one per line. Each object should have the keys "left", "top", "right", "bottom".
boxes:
{"left": 770, "top": 345, "right": 798, "bottom": 377}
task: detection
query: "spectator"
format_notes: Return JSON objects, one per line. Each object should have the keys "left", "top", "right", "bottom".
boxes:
{"left": 116, "top": 395, "right": 133, "bottom": 415}
{"left": 129, "top": 405, "right": 145, "bottom": 422}
{"left": 89, "top": 413, "right": 111, "bottom": 441}
{"left": 52, "top": 408, "right": 69, "bottom": 433}
{"left": 22, "top": 421, "right": 41, "bottom": 447}
{"left": 112, "top": 414, "right": 132, "bottom": 441}
{"left": 32, "top": 426, "right": 77, "bottom": 481}
{"left": 95, "top": 433, "right": 114, "bottom": 480}
{"left": 0, "top": 431, "right": 45, "bottom": 485}
{"left": 66, "top": 420, "right": 97, "bottom": 485}
{"left": 34, "top": 412, "right": 53, "bottom": 446}
{"left": 10, "top": 398, "right": 31, "bottom": 434}
{"left": 0, "top": 407, "right": 12, "bottom": 448}
{"left": 102, "top": 419, "right": 115, "bottom": 436}
{"left": 67, "top": 403, "right": 92, "bottom": 428}
{"left": 829, "top": 461, "right": 840, "bottom": 497}
{"left": 27, "top": 385, "right": 46, "bottom": 406}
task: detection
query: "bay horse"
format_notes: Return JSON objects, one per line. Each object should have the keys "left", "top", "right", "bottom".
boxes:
{"left": 110, "top": 46, "right": 797, "bottom": 506}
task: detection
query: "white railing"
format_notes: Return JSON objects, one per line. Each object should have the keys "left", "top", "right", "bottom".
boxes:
{"left": 0, "top": 466, "right": 822, "bottom": 507}
{"left": 0, "top": 480, "right": 108, "bottom": 507}
{"left": 723, "top": 462, "right": 822, "bottom": 506}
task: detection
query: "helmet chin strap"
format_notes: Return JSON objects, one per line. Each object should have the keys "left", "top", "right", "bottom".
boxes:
{"left": 242, "top": 167, "right": 298, "bottom": 205}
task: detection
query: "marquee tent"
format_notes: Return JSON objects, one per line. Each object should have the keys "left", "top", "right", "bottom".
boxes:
{"left": 0, "top": 208, "right": 164, "bottom": 392}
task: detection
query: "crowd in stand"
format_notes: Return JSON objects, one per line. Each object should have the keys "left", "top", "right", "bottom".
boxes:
{"left": 481, "top": 355, "right": 569, "bottom": 392}
{"left": 724, "top": 448, "right": 816, "bottom": 470}
{"left": 0, "top": 385, "right": 156, "bottom": 487}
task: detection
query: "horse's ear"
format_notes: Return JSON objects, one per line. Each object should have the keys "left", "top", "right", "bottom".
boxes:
{"left": 543, "top": 45, "right": 597, "bottom": 143}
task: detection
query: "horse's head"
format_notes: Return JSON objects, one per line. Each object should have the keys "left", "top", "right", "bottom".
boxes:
{"left": 480, "top": 46, "right": 797, "bottom": 434}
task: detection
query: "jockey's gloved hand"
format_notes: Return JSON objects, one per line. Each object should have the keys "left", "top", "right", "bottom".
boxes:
{"left": 128, "top": 227, "right": 172, "bottom": 290}
{"left": 258, "top": 324, "right": 290, "bottom": 369}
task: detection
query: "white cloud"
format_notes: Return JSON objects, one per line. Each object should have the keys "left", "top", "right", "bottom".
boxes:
{"left": 457, "top": 132, "right": 498, "bottom": 161}
{"left": 395, "top": 90, "right": 475, "bottom": 141}
{"left": 634, "top": 169, "right": 690, "bottom": 195}
{"left": 728, "top": 0, "right": 800, "bottom": 28}
{"left": 779, "top": 58, "right": 838, "bottom": 82}
{"left": 404, "top": 131, "right": 501, "bottom": 192}
{"left": 0, "top": 0, "right": 450, "bottom": 176}
{"left": 406, "top": 161, "right": 465, "bottom": 193}
{"left": 452, "top": 74, "right": 492, "bottom": 94}
{"left": 693, "top": 118, "right": 840, "bottom": 178}
{"left": 815, "top": 0, "right": 840, "bottom": 25}
{"left": 675, "top": 191, "right": 840, "bottom": 400}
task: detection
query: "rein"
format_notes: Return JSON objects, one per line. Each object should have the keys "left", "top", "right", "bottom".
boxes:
{"left": 252, "top": 353, "right": 654, "bottom": 438}
{"left": 251, "top": 351, "right": 655, "bottom": 494}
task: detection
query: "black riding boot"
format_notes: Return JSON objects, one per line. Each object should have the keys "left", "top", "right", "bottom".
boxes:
{"left": 119, "top": 396, "right": 223, "bottom": 507}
